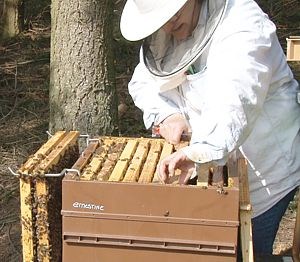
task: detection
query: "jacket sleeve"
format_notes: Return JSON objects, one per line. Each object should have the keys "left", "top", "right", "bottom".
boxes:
{"left": 128, "top": 61, "right": 181, "bottom": 129}
{"left": 182, "top": 21, "right": 277, "bottom": 163}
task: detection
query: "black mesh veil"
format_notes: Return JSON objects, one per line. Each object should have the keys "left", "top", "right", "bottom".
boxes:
{"left": 142, "top": 0, "right": 228, "bottom": 77}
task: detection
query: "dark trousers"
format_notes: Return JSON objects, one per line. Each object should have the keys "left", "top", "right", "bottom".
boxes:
{"left": 237, "top": 188, "right": 297, "bottom": 261}
{"left": 252, "top": 188, "right": 297, "bottom": 255}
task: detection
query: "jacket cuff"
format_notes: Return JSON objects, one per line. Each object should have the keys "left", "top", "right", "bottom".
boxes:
{"left": 143, "top": 110, "right": 181, "bottom": 129}
{"left": 181, "top": 143, "right": 227, "bottom": 164}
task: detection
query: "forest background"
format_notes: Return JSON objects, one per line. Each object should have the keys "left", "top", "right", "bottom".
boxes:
{"left": 0, "top": 0, "right": 299, "bottom": 261}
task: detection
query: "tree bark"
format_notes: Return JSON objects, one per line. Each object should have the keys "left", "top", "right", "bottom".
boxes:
{"left": 50, "top": 0, "right": 118, "bottom": 136}
{"left": 1, "top": 0, "right": 24, "bottom": 39}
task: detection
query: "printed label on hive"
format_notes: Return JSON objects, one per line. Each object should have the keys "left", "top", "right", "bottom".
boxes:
{"left": 72, "top": 201, "right": 104, "bottom": 211}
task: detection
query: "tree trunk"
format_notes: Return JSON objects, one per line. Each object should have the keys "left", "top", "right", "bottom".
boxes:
{"left": 1, "top": 0, "right": 24, "bottom": 39}
{"left": 50, "top": 0, "right": 118, "bottom": 137}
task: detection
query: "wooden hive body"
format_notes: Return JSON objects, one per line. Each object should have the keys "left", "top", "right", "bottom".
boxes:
{"left": 286, "top": 36, "right": 300, "bottom": 61}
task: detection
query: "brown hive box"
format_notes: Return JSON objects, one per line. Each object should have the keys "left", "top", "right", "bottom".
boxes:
{"left": 62, "top": 136, "right": 241, "bottom": 262}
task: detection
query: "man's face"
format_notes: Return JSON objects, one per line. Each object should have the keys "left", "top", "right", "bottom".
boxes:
{"left": 162, "top": 0, "right": 200, "bottom": 41}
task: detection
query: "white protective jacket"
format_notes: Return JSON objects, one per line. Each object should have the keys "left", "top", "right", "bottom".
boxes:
{"left": 128, "top": 0, "right": 300, "bottom": 217}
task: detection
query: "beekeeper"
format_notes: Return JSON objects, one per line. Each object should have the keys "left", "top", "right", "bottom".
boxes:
{"left": 120, "top": 0, "right": 300, "bottom": 255}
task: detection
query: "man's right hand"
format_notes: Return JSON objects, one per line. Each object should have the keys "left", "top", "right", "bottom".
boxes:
{"left": 158, "top": 113, "right": 189, "bottom": 145}
{"left": 158, "top": 149, "right": 195, "bottom": 184}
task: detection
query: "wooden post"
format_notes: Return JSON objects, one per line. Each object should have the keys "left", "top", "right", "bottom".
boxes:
{"left": 238, "top": 157, "right": 254, "bottom": 262}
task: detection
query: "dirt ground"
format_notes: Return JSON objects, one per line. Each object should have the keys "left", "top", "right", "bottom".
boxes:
{"left": 0, "top": 12, "right": 300, "bottom": 262}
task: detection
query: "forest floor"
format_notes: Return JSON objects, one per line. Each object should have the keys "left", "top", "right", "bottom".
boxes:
{"left": 0, "top": 11, "right": 300, "bottom": 262}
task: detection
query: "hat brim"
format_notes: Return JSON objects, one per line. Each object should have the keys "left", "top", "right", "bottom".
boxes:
{"left": 120, "top": 0, "right": 188, "bottom": 41}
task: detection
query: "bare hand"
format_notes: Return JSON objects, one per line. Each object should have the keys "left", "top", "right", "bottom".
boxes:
{"left": 158, "top": 150, "right": 195, "bottom": 184}
{"left": 159, "top": 113, "right": 189, "bottom": 144}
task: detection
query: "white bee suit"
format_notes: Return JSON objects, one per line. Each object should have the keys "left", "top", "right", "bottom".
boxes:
{"left": 128, "top": 0, "right": 300, "bottom": 217}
